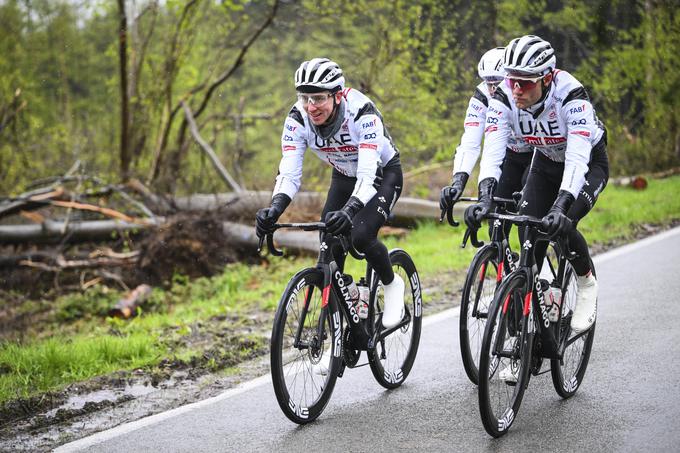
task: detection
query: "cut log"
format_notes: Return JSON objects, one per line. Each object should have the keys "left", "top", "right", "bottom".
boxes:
{"left": 109, "top": 284, "right": 152, "bottom": 318}
{"left": 610, "top": 175, "right": 648, "bottom": 190}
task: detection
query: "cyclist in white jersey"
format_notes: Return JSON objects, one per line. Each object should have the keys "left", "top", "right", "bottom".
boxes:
{"left": 440, "top": 47, "right": 533, "bottom": 239}
{"left": 256, "top": 58, "right": 405, "bottom": 329}
{"left": 465, "top": 35, "right": 609, "bottom": 337}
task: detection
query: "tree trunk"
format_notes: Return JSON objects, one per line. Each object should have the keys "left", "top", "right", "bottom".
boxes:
{"left": 118, "top": 0, "right": 131, "bottom": 182}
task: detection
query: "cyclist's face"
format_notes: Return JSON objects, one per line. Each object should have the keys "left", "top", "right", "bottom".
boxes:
{"left": 508, "top": 73, "right": 552, "bottom": 109}
{"left": 299, "top": 91, "right": 339, "bottom": 125}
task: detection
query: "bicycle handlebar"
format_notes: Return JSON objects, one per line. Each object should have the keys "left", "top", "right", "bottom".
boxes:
{"left": 473, "top": 211, "right": 572, "bottom": 237}
{"left": 257, "top": 222, "right": 365, "bottom": 260}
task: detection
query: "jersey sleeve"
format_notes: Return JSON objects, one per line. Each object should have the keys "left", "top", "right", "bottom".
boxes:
{"left": 453, "top": 89, "right": 488, "bottom": 176}
{"left": 478, "top": 91, "right": 512, "bottom": 184}
{"left": 560, "top": 87, "right": 596, "bottom": 198}
{"left": 351, "top": 102, "right": 382, "bottom": 205}
{"left": 273, "top": 106, "right": 307, "bottom": 200}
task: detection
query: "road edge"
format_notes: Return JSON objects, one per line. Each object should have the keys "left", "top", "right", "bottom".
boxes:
{"left": 54, "top": 225, "right": 680, "bottom": 452}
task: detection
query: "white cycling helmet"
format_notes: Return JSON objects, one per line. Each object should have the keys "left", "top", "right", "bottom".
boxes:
{"left": 478, "top": 47, "right": 505, "bottom": 81}
{"left": 503, "top": 35, "right": 556, "bottom": 76}
{"left": 294, "top": 58, "right": 345, "bottom": 93}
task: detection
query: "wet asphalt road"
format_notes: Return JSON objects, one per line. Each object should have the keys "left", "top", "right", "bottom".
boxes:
{"left": 56, "top": 227, "right": 680, "bottom": 453}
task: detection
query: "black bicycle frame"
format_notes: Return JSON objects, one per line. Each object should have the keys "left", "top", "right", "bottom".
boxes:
{"left": 484, "top": 213, "right": 588, "bottom": 362}
{"left": 463, "top": 198, "right": 519, "bottom": 320}
{"left": 261, "top": 224, "right": 410, "bottom": 355}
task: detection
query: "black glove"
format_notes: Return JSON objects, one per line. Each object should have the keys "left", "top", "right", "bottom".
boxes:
{"left": 542, "top": 190, "right": 574, "bottom": 237}
{"left": 325, "top": 196, "right": 364, "bottom": 236}
{"left": 256, "top": 193, "right": 291, "bottom": 238}
{"left": 464, "top": 177, "right": 496, "bottom": 229}
{"left": 439, "top": 172, "right": 469, "bottom": 210}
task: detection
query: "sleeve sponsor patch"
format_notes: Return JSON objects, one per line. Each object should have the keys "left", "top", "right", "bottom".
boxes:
{"left": 472, "top": 88, "right": 488, "bottom": 107}
{"left": 563, "top": 86, "right": 590, "bottom": 105}
{"left": 287, "top": 106, "right": 304, "bottom": 126}
{"left": 359, "top": 143, "right": 378, "bottom": 150}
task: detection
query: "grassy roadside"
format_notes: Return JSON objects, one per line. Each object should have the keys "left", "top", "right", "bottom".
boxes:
{"left": 1, "top": 175, "right": 679, "bottom": 405}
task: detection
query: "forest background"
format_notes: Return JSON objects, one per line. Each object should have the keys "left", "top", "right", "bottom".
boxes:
{"left": 1, "top": 2, "right": 680, "bottom": 448}
{"left": 1, "top": 0, "right": 679, "bottom": 199}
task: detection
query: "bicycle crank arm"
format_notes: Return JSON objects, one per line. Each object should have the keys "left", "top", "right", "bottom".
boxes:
{"left": 372, "top": 311, "right": 412, "bottom": 344}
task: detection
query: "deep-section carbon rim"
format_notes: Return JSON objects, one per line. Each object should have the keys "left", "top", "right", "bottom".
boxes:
{"left": 368, "top": 249, "right": 422, "bottom": 389}
{"left": 270, "top": 268, "right": 340, "bottom": 423}
{"left": 460, "top": 245, "right": 500, "bottom": 385}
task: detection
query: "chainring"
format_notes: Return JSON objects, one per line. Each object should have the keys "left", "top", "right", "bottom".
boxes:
{"left": 342, "top": 328, "right": 361, "bottom": 367}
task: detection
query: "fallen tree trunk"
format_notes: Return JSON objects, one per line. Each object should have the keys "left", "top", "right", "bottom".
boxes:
{"left": 0, "top": 219, "right": 158, "bottom": 244}
{"left": 175, "top": 191, "right": 468, "bottom": 226}
{"left": 222, "top": 221, "right": 319, "bottom": 255}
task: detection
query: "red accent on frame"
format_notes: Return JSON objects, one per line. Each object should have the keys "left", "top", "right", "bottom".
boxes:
{"left": 523, "top": 292, "right": 532, "bottom": 316}
{"left": 479, "top": 263, "right": 487, "bottom": 283}
{"left": 502, "top": 293, "right": 511, "bottom": 314}
{"left": 497, "top": 261, "right": 504, "bottom": 282}
{"left": 322, "top": 285, "right": 331, "bottom": 308}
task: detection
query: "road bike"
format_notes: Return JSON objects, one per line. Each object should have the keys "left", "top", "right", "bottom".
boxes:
{"left": 474, "top": 212, "right": 596, "bottom": 437}
{"left": 260, "top": 222, "right": 422, "bottom": 424}
{"left": 440, "top": 196, "right": 520, "bottom": 385}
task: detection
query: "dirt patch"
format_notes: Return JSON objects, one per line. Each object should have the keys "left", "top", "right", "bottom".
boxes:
{"left": 135, "top": 211, "right": 250, "bottom": 285}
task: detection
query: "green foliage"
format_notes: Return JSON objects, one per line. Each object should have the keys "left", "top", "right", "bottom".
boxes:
{"left": 1, "top": 0, "right": 679, "bottom": 193}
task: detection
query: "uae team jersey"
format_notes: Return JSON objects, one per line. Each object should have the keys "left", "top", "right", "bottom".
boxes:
{"left": 273, "top": 88, "right": 398, "bottom": 205}
{"left": 453, "top": 82, "right": 532, "bottom": 176}
{"left": 479, "top": 70, "right": 605, "bottom": 198}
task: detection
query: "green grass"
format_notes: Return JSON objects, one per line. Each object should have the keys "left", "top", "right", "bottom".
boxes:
{"left": 0, "top": 334, "right": 162, "bottom": 400}
{"left": 1, "top": 175, "right": 679, "bottom": 405}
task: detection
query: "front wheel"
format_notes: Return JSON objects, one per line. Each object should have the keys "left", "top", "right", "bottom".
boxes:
{"left": 478, "top": 271, "right": 533, "bottom": 437}
{"left": 460, "top": 244, "right": 500, "bottom": 385}
{"left": 368, "top": 249, "right": 423, "bottom": 389}
{"left": 270, "top": 268, "right": 341, "bottom": 424}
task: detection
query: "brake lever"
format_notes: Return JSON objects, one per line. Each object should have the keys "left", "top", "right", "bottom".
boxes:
{"left": 461, "top": 228, "right": 471, "bottom": 248}
{"left": 469, "top": 228, "right": 484, "bottom": 247}
{"left": 447, "top": 206, "right": 460, "bottom": 227}
{"left": 461, "top": 226, "right": 484, "bottom": 248}
{"left": 267, "top": 233, "right": 283, "bottom": 256}
{"left": 439, "top": 205, "right": 460, "bottom": 227}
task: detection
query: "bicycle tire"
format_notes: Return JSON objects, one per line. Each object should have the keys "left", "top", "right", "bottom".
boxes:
{"left": 368, "top": 249, "right": 423, "bottom": 389}
{"left": 270, "top": 267, "right": 341, "bottom": 424}
{"left": 460, "top": 244, "right": 500, "bottom": 385}
{"left": 478, "top": 271, "right": 533, "bottom": 437}
{"left": 550, "top": 262, "right": 596, "bottom": 398}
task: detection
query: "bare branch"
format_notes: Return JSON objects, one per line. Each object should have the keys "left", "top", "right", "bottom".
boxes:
{"left": 188, "top": 0, "right": 280, "bottom": 120}
{"left": 181, "top": 101, "right": 243, "bottom": 193}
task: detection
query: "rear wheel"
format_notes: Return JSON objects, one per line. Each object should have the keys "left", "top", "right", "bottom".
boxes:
{"left": 460, "top": 245, "right": 500, "bottom": 385}
{"left": 368, "top": 249, "right": 423, "bottom": 389}
{"left": 270, "top": 268, "right": 341, "bottom": 424}
{"left": 478, "top": 271, "right": 533, "bottom": 437}
{"left": 550, "top": 262, "right": 596, "bottom": 398}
